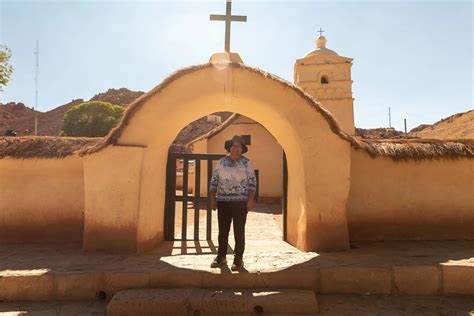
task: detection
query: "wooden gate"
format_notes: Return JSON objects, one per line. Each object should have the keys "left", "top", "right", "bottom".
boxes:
{"left": 164, "top": 152, "right": 277, "bottom": 241}
{"left": 164, "top": 153, "right": 224, "bottom": 241}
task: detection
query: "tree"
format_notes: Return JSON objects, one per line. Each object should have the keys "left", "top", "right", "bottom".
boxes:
{"left": 62, "top": 101, "right": 124, "bottom": 137}
{"left": 0, "top": 45, "right": 14, "bottom": 94}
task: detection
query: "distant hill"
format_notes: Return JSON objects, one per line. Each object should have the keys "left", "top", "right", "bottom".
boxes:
{"left": 354, "top": 110, "right": 473, "bottom": 140}
{"left": 410, "top": 109, "right": 474, "bottom": 140}
{"left": 0, "top": 89, "right": 232, "bottom": 147}
{"left": 89, "top": 88, "right": 144, "bottom": 106}
{"left": 0, "top": 102, "right": 36, "bottom": 133}
{"left": 4, "top": 89, "right": 471, "bottom": 142}
{"left": 0, "top": 88, "right": 145, "bottom": 136}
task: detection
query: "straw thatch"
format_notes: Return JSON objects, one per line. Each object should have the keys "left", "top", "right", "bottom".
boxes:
{"left": 79, "top": 62, "right": 360, "bottom": 155}
{"left": 0, "top": 136, "right": 101, "bottom": 159}
{"left": 81, "top": 62, "right": 362, "bottom": 155}
{"left": 358, "top": 138, "right": 474, "bottom": 161}
{"left": 1, "top": 63, "right": 473, "bottom": 161}
{"left": 1, "top": 135, "right": 472, "bottom": 161}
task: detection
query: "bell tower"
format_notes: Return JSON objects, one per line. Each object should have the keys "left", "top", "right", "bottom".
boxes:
{"left": 294, "top": 33, "right": 355, "bottom": 135}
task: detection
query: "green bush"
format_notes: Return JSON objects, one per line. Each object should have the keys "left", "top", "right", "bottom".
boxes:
{"left": 0, "top": 45, "right": 14, "bottom": 94}
{"left": 62, "top": 101, "right": 124, "bottom": 137}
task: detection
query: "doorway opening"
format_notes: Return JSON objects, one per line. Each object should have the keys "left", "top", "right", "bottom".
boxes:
{"left": 164, "top": 112, "right": 288, "bottom": 247}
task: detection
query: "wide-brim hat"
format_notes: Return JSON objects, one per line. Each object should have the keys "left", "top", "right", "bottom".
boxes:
{"left": 224, "top": 135, "right": 248, "bottom": 154}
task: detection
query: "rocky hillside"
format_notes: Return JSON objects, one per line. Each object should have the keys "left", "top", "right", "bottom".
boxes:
{"left": 410, "top": 110, "right": 474, "bottom": 140}
{"left": 89, "top": 88, "right": 144, "bottom": 106}
{"left": 0, "top": 88, "right": 145, "bottom": 136}
{"left": 0, "top": 89, "right": 232, "bottom": 147}
{"left": 356, "top": 109, "right": 473, "bottom": 140}
{"left": 5, "top": 87, "right": 469, "bottom": 143}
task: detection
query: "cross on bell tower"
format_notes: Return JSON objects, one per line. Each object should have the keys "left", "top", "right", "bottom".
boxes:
{"left": 317, "top": 27, "right": 325, "bottom": 37}
{"left": 210, "top": 0, "right": 247, "bottom": 52}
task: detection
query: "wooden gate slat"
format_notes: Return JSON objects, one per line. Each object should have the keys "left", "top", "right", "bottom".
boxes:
{"left": 194, "top": 159, "right": 201, "bottom": 240}
{"left": 283, "top": 152, "right": 288, "bottom": 241}
{"left": 167, "top": 152, "right": 274, "bottom": 242}
{"left": 182, "top": 159, "right": 189, "bottom": 240}
{"left": 164, "top": 154, "right": 176, "bottom": 240}
{"left": 206, "top": 159, "right": 213, "bottom": 241}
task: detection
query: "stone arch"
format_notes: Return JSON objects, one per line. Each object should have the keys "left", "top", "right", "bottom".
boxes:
{"left": 82, "top": 63, "right": 352, "bottom": 253}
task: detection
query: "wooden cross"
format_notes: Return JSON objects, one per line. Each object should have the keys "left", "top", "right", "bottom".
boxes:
{"left": 210, "top": 0, "right": 247, "bottom": 52}
{"left": 318, "top": 27, "right": 325, "bottom": 36}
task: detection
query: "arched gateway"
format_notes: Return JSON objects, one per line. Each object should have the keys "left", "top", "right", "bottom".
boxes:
{"left": 81, "top": 61, "right": 352, "bottom": 253}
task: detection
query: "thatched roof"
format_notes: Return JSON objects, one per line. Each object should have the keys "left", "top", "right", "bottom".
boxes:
{"left": 1, "top": 63, "right": 473, "bottom": 161}
{"left": 79, "top": 62, "right": 357, "bottom": 156}
{"left": 1, "top": 135, "right": 472, "bottom": 161}
{"left": 358, "top": 138, "right": 474, "bottom": 161}
{"left": 0, "top": 136, "right": 101, "bottom": 159}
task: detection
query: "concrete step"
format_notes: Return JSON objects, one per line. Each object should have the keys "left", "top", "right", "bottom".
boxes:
{"left": 1, "top": 295, "right": 473, "bottom": 315}
{"left": 106, "top": 288, "right": 319, "bottom": 316}
{"left": 1, "top": 263, "right": 473, "bottom": 301}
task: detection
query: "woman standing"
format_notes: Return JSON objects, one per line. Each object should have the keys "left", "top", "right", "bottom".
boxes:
{"left": 209, "top": 135, "right": 257, "bottom": 270}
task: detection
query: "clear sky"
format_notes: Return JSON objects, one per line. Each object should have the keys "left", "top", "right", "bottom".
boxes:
{"left": 1, "top": 0, "right": 472, "bottom": 131}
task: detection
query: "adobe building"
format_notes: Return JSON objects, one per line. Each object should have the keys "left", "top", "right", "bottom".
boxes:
{"left": 295, "top": 35, "right": 355, "bottom": 135}
{"left": 0, "top": 34, "right": 473, "bottom": 254}
{"left": 186, "top": 35, "right": 354, "bottom": 201}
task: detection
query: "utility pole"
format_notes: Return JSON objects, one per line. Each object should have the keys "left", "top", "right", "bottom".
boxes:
{"left": 34, "top": 40, "right": 39, "bottom": 136}
{"left": 388, "top": 106, "right": 392, "bottom": 128}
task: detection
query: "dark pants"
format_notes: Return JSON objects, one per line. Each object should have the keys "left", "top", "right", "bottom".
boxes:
{"left": 217, "top": 201, "right": 248, "bottom": 259}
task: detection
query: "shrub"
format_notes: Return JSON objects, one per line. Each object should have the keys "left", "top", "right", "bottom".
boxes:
{"left": 62, "top": 101, "right": 124, "bottom": 137}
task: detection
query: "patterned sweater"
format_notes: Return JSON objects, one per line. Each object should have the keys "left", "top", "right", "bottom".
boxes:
{"left": 209, "top": 156, "right": 257, "bottom": 202}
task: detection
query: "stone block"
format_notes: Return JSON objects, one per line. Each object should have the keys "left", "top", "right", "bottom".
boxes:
{"left": 442, "top": 265, "right": 474, "bottom": 295}
{"left": 107, "top": 287, "right": 318, "bottom": 315}
{"left": 320, "top": 267, "right": 391, "bottom": 294}
{"left": 393, "top": 266, "right": 439, "bottom": 295}
{"left": 0, "top": 274, "right": 55, "bottom": 301}
{"left": 256, "top": 269, "right": 319, "bottom": 291}
{"left": 54, "top": 272, "right": 107, "bottom": 300}
{"left": 108, "top": 272, "right": 150, "bottom": 296}
{"left": 252, "top": 289, "right": 318, "bottom": 314}
{"left": 148, "top": 268, "right": 203, "bottom": 288}
{"left": 202, "top": 270, "right": 257, "bottom": 289}
{"left": 107, "top": 288, "right": 192, "bottom": 316}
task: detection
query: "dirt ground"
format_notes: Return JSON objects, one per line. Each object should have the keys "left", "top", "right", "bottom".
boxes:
{"left": 172, "top": 200, "right": 284, "bottom": 241}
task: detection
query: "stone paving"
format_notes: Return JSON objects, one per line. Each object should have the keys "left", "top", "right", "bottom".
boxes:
{"left": 0, "top": 202, "right": 473, "bottom": 314}
{"left": 2, "top": 204, "right": 471, "bottom": 277}
{"left": 1, "top": 295, "right": 473, "bottom": 315}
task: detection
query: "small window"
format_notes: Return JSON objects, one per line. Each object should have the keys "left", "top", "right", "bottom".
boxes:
{"left": 241, "top": 135, "right": 251, "bottom": 145}
{"left": 321, "top": 76, "right": 329, "bottom": 84}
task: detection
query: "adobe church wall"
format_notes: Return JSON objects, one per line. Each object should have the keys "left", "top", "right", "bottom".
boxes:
{"left": 0, "top": 157, "right": 84, "bottom": 243}
{"left": 316, "top": 98, "right": 355, "bottom": 135}
{"left": 347, "top": 149, "right": 474, "bottom": 240}
{"left": 106, "top": 64, "right": 353, "bottom": 251}
{"left": 82, "top": 146, "right": 145, "bottom": 252}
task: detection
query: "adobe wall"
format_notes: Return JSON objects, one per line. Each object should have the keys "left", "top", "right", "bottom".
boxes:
{"left": 82, "top": 146, "right": 145, "bottom": 251}
{"left": 0, "top": 157, "right": 84, "bottom": 243}
{"left": 109, "top": 64, "right": 352, "bottom": 252}
{"left": 348, "top": 149, "right": 474, "bottom": 240}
